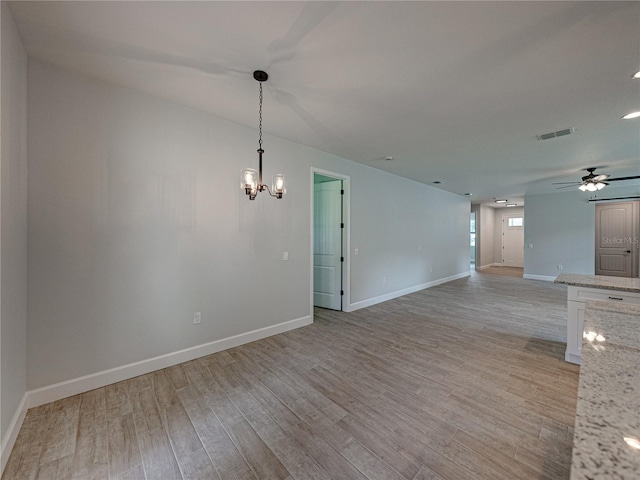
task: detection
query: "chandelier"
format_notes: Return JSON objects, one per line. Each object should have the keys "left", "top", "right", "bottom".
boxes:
{"left": 241, "top": 71, "right": 286, "bottom": 200}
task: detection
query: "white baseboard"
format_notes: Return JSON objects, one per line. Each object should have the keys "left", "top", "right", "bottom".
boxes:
{"left": 1, "top": 393, "right": 28, "bottom": 473}
{"left": 26, "top": 315, "right": 312, "bottom": 409}
{"left": 565, "top": 351, "right": 581, "bottom": 365}
{"left": 523, "top": 274, "right": 556, "bottom": 282}
{"left": 349, "top": 271, "right": 470, "bottom": 311}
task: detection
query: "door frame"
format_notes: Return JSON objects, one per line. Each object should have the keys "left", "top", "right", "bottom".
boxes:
{"left": 310, "top": 168, "right": 351, "bottom": 316}
{"left": 501, "top": 212, "right": 524, "bottom": 267}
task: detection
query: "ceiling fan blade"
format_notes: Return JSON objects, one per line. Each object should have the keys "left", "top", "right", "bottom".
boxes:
{"left": 552, "top": 182, "right": 581, "bottom": 185}
{"left": 593, "top": 174, "right": 609, "bottom": 181}
{"left": 268, "top": 2, "right": 340, "bottom": 55}
{"left": 271, "top": 86, "right": 342, "bottom": 147}
{"left": 556, "top": 184, "right": 579, "bottom": 189}
{"left": 27, "top": 22, "right": 247, "bottom": 78}
{"left": 607, "top": 176, "right": 640, "bottom": 182}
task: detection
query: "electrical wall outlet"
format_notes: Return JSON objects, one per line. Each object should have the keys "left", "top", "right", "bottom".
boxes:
{"left": 282, "top": 251, "right": 289, "bottom": 261}
{"left": 354, "top": 248, "right": 359, "bottom": 256}
{"left": 193, "top": 312, "right": 201, "bottom": 324}
{"left": 383, "top": 276, "right": 387, "bottom": 284}
{"left": 557, "top": 264, "right": 563, "bottom": 270}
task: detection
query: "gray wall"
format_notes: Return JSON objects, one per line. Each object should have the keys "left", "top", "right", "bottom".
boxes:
{"left": 1, "top": 1, "right": 28, "bottom": 448}
{"left": 349, "top": 171, "right": 470, "bottom": 301}
{"left": 524, "top": 186, "right": 640, "bottom": 277}
{"left": 475, "top": 204, "right": 495, "bottom": 268}
{"left": 27, "top": 60, "right": 470, "bottom": 390}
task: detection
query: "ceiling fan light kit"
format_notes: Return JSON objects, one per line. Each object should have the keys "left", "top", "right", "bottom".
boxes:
{"left": 577, "top": 167, "right": 608, "bottom": 191}
{"left": 553, "top": 167, "right": 640, "bottom": 192}
{"left": 241, "top": 70, "right": 286, "bottom": 200}
{"left": 578, "top": 182, "right": 606, "bottom": 192}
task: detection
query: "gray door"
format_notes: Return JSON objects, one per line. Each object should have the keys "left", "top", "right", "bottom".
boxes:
{"left": 313, "top": 179, "right": 343, "bottom": 310}
{"left": 595, "top": 202, "right": 638, "bottom": 277}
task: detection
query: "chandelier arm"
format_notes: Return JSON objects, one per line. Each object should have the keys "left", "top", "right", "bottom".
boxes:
{"left": 263, "top": 184, "right": 275, "bottom": 196}
{"left": 263, "top": 184, "right": 281, "bottom": 199}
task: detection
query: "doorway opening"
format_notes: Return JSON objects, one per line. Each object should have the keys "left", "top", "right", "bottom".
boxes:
{"left": 311, "top": 169, "right": 350, "bottom": 313}
{"left": 470, "top": 212, "right": 476, "bottom": 268}
{"left": 502, "top": 213, "right": 524, "bottom": 268}
{"left": 595, "top": 201, "right": 639, "bottom": 278}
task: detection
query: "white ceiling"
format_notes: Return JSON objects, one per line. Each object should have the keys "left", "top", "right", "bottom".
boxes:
{"left": 8, "top": 1, "right": 640, "bottom": 204}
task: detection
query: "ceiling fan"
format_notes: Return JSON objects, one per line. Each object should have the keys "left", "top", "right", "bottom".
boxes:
{"left": 553, "top": 167, "right": 640, "bottom": 191}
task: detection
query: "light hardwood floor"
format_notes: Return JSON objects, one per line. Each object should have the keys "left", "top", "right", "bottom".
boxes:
{"left": 477, "top": 266, "right": 524, "bottom": 278}
{"left": 3, "top": 271, "right": 578, "bottom": 480}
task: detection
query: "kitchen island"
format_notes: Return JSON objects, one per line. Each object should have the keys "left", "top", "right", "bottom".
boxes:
{"left": 554, "top": 273, "right": 640, "bottom": 364}
{"left": 569, "top": 300, "right": 640, "bottom": 479}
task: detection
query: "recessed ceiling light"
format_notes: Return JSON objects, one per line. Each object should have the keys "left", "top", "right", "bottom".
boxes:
{"left": 464, "top": 193, "right": 472, "bottom": 196}
{"left": 384, "top": 156, "right": 394, "bottom": 161}
{"left": 624, "top": 436, "right": 640, "bottom": 450}
{"left": 633, "top": 71, "right": 640, "bottom": 79}
{"left": 433, "top": 180, "right": 442, "bottom": 184}
{"left": 495, "top": 199, "right": 507, "bottom": 203}
{"left": 506, "top": 203, "right": 517, "bottom": 207}
{"left": 622, "top": 111, "right": 640, "bottom": 120}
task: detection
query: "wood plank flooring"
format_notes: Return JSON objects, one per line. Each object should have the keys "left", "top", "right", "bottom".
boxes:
{"left": 3, "top": 271, "right": 579, "bottom": 480}
{"left": 477, "top": 266, "right": 524, "bottom": 278}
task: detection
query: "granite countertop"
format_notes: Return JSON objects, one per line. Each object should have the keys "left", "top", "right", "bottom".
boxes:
{"left": 555, "top": 273, "right": 640, "bottom": 293}
{"left": 570, "top": 301, "right": 640, "bottom": 479}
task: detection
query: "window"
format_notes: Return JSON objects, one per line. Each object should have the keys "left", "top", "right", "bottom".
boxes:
{"left": 508, "top": 217, "right": 523, "bottom": 227}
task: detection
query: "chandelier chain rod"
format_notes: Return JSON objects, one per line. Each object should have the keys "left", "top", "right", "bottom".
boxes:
{"left": 258, "top": 82, "right": 263, "bottom": 150}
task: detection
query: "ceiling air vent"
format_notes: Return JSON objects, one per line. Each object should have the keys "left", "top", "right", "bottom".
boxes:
{"left": 537, "top": 127, "right": 576, "bottom": 141}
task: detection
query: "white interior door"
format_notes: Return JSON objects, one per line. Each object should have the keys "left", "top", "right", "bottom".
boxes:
{"left": 502, "top": 214, "right": 524, "bottom": 267}
{"left": 595, "top": 202, "right": 637, "bottom": 278}
{"left": 313, "top": 179, "right": 342, "bottom": 310}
